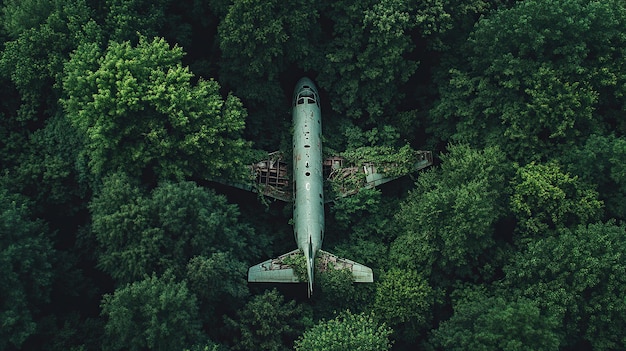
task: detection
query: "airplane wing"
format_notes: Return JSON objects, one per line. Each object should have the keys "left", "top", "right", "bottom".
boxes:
{"left": 324, "top": 148, "right": 433, "bottom": 198}
{"left": 218, "top": 151, "right": 293, "bottom": 202}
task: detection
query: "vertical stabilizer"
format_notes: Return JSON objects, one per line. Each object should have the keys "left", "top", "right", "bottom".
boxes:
{"left": 306, "top": 240, "right": 315, "bottom": 297}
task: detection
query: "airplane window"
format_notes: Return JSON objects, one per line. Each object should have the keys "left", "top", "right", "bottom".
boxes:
{"left": 297, "top": 98, "right": 305, "bottom": 105}
{"left": 304, "top": 145, "right": 310, "bottom": 148}
{"left": 305, "top": 172, "right": 310, "bottom": 176}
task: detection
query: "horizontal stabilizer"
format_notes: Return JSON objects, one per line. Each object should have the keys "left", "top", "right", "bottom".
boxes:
{"left": 247, "top": 249, "right": 374, "bottom": 285}
{"left": 248, "top": 249, "right": 301, "bottom": 283}
{"left": 318, "top": 250, "right": 373, "bottom": 283}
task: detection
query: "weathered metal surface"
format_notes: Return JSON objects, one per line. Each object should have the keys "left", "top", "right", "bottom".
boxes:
{"left": 250, "top": 151, "right": 292, "bottom": 201}
{"left": 324, "top": 150, "right": 434, "bottom": 197}
{"left": 247, "top": 78, "right": 436, "bottom": 296}
{"left": 291, "top": 77, "right": 325, "bottom": 295}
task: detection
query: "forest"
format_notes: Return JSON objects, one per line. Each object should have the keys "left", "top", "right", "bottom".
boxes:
{"left": 2, "top": 0, "right": 626, "bottom": 350}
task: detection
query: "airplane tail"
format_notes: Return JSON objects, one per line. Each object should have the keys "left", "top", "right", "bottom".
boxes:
{"left": 247, "top": 249, "right": 373, "bottom": 296}
{"left": 306, "top": 253, "right": 314, "bottom": 297}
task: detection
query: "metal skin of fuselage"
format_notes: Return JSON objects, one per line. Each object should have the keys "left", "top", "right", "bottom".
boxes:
{"left": 246, "top": 78, "right": 374, "bottom": 296}
{"left": 292, "top": 77, "right": 324, "bottom": 296}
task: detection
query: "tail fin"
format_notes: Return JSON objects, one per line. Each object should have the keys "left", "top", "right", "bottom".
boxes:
{"left": 306, "top": 254, "right": 314, "bottom": 297}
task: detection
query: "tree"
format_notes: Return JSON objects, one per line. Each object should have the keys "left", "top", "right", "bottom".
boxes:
{"left": 510, "top": 161, "right": 603, "bottom": 239}
{"left": 186, "top": 253, "right": 249, "bottom": 326}
{"left": 430, "top": 286, "right": 561, "bottom": 351}
{"left": 101, "top": 272, "right": 202, "bottom": 351}
{"left": 294, "top": 311, "right": 393, "bottom": 351}
{"left": 503, "top": 222, "right": 626, "bottom": 349}
{"left": 431, "top": 0, "right": 626, "bottom": 161}
{"left": 224, "top": 289, "right": 311, "bottom": 351}
{"left": 218, "top": 0, "right": 319, "bottom": 93}
{"left": 312, "top": 0, "right": 419, "bottom": 119}
{"left": 0, "top": 188, "right": 55, "bottom": 350}
{"left": 216, "top": 0, "right": 320, "bottom": 148}
{"left": 62, "top": 36, "right": 250, "bottom": 182}
{"left": 373, "top": 269, "right": 434, "bottom": 335}
{"left": 104, "top": 0, "right": 168, "bottom": 42}
{"left": 90, "top": 173, "right": 257, "bottom": 284}
{"left": 390, "top": 144, "right": 509, "bottom": 281}
{"left": 563, "top": 133, "right": 626, "bottom": 220}
{"left": 0, "top": 0, "right": 97, "bottom": 123}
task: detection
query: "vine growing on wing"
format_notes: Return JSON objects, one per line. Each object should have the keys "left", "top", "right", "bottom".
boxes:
{"left": 341, "top": 144, "right": 420, "bottom": 178}
{"left": 283, "top": 251, "right": 307, "bottom": 282}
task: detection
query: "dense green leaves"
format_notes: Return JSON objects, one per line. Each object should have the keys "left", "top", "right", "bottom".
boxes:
{"left": 90, "top": 173, "right": 255, "bottom": 283}
{"left": 432, "top": 0, "right": 626, "bottom": 160}
{"left": 374, "top": 269, "right": 433, "bottom": 328}
{"left": 62, "top": 36, "right": 250, "bottom": 182}
{"left": 0, "top": 189, "right": 55, "bottom": 350}
{"left": 503, "top": 222, "right": 626, "bottom": 349}
{"left": 224, "top": 289, "right": 311, "bottom": 351}
{"left": 3, "top": 0, "right": 626, "bottom": 350}
{"left": 101, "top": 272, "right": 201, "bottom": 351}
{"left": 295, "top": 311, "right": 392, "bottom": 351}
{"left": 391, "top": 144, "right": 509, "bottom": 280}
{"left": 510, "top": 162, "right": 603, "bottom": 238}
{"left": 0, "top": 0, "right": 95, "bottom": 122}
{"left": 431, "top": 286, "right": 561, "bottom": 351}
{"left": 313, "top": 0, "right": 418, "bottom": 119}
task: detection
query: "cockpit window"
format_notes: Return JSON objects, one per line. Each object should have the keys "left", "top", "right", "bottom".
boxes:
{"left": 294, "top": 88, "right": 320, "bottom": 106}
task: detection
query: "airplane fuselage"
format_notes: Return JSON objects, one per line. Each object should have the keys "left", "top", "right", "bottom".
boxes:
{"left": 292, "top": 77, "right": 323, "bottom": 292}
{"left": 247, "top": 78, "right": 375, "bottom": 295}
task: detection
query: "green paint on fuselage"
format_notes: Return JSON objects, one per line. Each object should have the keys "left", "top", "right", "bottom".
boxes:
{"left": 292, "top": 77, "right": 323, "bottom": 295}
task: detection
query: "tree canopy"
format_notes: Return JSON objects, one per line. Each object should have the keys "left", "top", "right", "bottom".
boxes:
{"left": 2, "top": 0, "right": 626, "bottom": 350}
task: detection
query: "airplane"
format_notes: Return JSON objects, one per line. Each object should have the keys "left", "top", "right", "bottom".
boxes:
{"left": 236, "top": 77, "right": 432, "bottom": 296}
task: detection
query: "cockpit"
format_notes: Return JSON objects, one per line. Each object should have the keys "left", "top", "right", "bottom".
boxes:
{"left": 295, "top": 86, "right": 319, "bottom": 106}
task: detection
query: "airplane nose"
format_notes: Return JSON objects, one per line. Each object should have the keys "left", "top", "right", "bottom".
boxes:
{"left": 295, "top": 77, "right": 317, "bottom": 93}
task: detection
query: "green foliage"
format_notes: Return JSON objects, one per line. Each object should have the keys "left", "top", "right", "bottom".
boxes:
{"left": 312, "top": 265, "right": 358, "bottom": 317}
{"left": 431, "top": 0, "right": 626, "bottom": 160}
{"left": 503, "top": 221, "right": 626, "bottom": 349}
{"left": 101, "top": 271, "right": 201, "bottom": 351}
{"left": 563, "top": 134, "right": 626, "bottom": 219}
{"left": 90, "top": 173, "right": 255, "bottom": 283}
{"left": 282, "top": 251, "right": 307, "bottom": 282}
{"left": 313, "top": 0, "right": 418, "bottom": 119}
{"left": 430, "top": 286, "right": 561, "bottom": 351}
{"left": 218, "top": 0, "right": 318, "bottom": 84}
{"left": 62, "top": 36, "right": 250, "bottom": 182}
{"left": 331, "top": 188, "right": 382, "bottom": 227}
{"left": 391, "top": 144, "right": 509, "bottom": 280}
{"left": 294, "top": 311, "right": 393, "bottom": 351}
{"left": 510, "top": 161, "right": 603, "bottom": 239}
{"left": 224, "top": 289, "right": 311, "bottom": 351}
{"left": 0, "top": 0, "right": 97, "bottom": 122}
{"left": 105, "top": 0, "right": 168, "bottom": 42}
{"left": 4, "top": 1, "right": 626, "bottom": 350}
{"left": 216, "top": 0, "right": 320, "bottom": 147}
{"left": 374, "top": 269, "right": 434, "bottom": 329}
{"left": 186, "top": 253, "right": 249, "bottom": 322}
{"left": 341, "top": 144, "right": 422, "bottom": 178}
{"left": 0, "top": 188, "right": 55, "bottom": 350}
{"left": 1, "top": 113, "right": 88, "bottom": 217}
{"left": 341, "top": 124, "right": 401, "bottom": 151}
